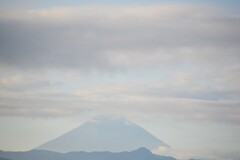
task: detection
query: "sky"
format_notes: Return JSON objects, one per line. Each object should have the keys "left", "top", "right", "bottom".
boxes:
{"left": 0, "top": 0, "right": 240, "bottom": 160}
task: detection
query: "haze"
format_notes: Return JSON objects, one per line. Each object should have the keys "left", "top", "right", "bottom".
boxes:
{"left": 0, "top": 1, "right": 240, "bottom": 160}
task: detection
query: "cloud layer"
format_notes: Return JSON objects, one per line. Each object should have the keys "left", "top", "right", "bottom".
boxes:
{"left": 1, "top": 5, "right": 240, "bottom": 122}
{"left": 1, "top": 5, "right": 240, "bottom": 69}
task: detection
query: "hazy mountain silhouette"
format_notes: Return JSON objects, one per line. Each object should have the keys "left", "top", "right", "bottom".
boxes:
{"left": 36, "top": 116, "right": 169, "bottom": 152}
{"left": 0, "top": 148, "right": 175, "bottom": 160}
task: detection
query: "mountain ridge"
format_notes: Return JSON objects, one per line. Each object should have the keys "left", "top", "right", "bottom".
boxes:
{"left": 0, "top": 147, "right": 176, "bottom": 160}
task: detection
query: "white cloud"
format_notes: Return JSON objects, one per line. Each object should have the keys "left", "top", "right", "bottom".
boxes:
{"left": 153, "top": 146, "right": 240, "bottom": 160}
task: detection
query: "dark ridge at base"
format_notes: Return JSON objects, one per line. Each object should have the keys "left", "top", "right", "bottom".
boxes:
{"left": 0, "top": 148, "right": 176, "bottom": 160}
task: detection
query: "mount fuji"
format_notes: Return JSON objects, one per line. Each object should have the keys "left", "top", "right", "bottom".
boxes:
{"left": 35, "top": 116, "right": 169, "bottom": 153}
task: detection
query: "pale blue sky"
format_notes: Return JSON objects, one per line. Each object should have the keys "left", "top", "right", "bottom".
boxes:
{"left": 0, "top": 0, "right": 240, "bottom": 160}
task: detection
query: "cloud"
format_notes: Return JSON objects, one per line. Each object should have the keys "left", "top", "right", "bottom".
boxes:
{"left": 0, "top": 4, "right": 239, "bottom": 124}
{"left": 0, "top": 5, "right": 240, "bottom": 123}
{"left": 0, "top": 75, "right": 51, "bottom": 92}
{"left": 1, "top": 78, "right": 240, "bottom": 125}
{"left": 0, "top": 5, "right": 240, "bottom": 71}
{"left": 153, "top": 146, "right": 204, "bottom": 160}
{"left": 153, "top": 146, "right": 240, "bottom": 160}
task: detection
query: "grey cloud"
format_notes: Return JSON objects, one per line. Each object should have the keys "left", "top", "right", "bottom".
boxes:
{"left": 0, "top": 4, "right": 240, "bottom": 124}
{"left": 0, "top": 76, "right": 51, "bottom": 92}
{"left": 0, "top": 105, "right": 83, "bottom": 118}
{"left": 0, "top": 5, "right": 240, "bottom": 71}
{"left": 1, "top": 79, "right": 240, "bottom": 125}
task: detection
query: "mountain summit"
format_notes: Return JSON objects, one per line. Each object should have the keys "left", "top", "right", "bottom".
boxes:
{"left": 35, "top": 116, "right": 169, "bottom": 153}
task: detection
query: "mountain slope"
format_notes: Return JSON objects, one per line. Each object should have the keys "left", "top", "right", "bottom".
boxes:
{"left": 0, "top": 148, "right": 175, "bottom": 160}
{"left": 36, "top": 116, "right": 169, "bottom": 152}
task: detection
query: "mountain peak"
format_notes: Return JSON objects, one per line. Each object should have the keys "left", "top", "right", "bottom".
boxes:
{"left": 88, "top": 115, "right": 133, "bottom": 125}
{"left": 36, "top": 116, "right": 169, "bottom": 153}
